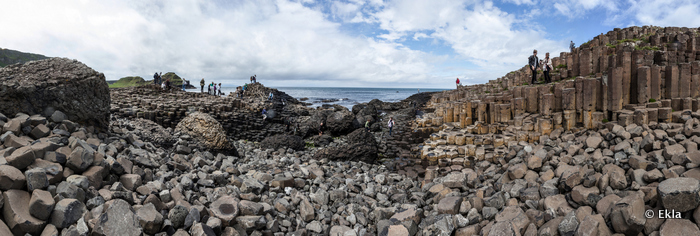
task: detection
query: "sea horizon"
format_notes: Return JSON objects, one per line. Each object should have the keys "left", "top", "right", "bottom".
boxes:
{"left": 186, "top": 86, "right": 447, "bottom": 108}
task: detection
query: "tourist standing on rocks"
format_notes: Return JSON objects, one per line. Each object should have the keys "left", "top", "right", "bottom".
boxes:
{"left": 269, "top": 92, "right": 274, "bottom": 101}
{"left": 153, "top": 72, "right": 159, "bottom": 85}
{"left": 388, "top": 117, "right": 395, "bottom": 136}
{"left": 570, "top": 40, "right": 575, "bottom": 51}
{"left": 456, "top": 77, "right": 460, "bottom": 88}
{"left": 318, "top": 121, "right": 325, "bottom": 136}
{"left": 182, "top": 78, "right": 186, "bottom": 91}
{"left": 542, "top": 52, "right": 552, "bottom": 83}
{"left": 529, "top": 49, "right": 539, "bottom": 84}
{"left": 262, "top": 107, "right": 268, "bottom": 121}
{"left": 365, "top": 119, "right": 371, "bottom": 132}
{"left": 200, "top": 78, "right": 205, "bottom": 93}
{"left": 253, "top": 74, "right": 257, "bottom": 83}
{"left": 218, "top": 83, "right": 223, "bottom": 96}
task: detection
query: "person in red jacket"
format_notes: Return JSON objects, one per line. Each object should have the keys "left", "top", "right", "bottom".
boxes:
{"left": 456, "top": 78, "right": 460, "bottom": 88}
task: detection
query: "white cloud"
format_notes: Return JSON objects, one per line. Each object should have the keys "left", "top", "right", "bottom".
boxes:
{"left": 546, "top": 0, "right": 618, "bottom": 18}
{"left": 630, "top": 0, "right": 700, "bottom": 27}
{"left": 0, "top": 0, "right": 439, "bottom": 87}
{"left": 370, "top": 0, "right": 567, "bottom": 81}
{"left": 501, "top": 0, "right": 537, "bottom": 5}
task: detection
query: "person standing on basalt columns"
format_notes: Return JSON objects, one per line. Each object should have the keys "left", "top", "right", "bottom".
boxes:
{"left": 529, "top": 50, "right": 539, "bottom": 84}
{"left": 154, "top": 72, "right": 159, "bottom": 85}
{"left": 253, "top": 75, "right": 257, "bottom": 83}
{"left": 218, "top": 83, "right": 223, "bottom": 96}
{"left": 200, "top": 78, "right": 205, "bottom": 93}
{"left": 388, "top": 117, "right": 395, "bottom": 136}
{"left": 570, "top": 41, "right": 575, "bottom": 51}
{"left": 456, "top": 78, "right": 460, "bottom": 88}
{"left": 542, "top": 52, "right": 552, "bottom": 83}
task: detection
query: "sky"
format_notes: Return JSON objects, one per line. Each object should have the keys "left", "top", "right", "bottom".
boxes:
{"left": 1, "top": 0, "right": 699, "bottom": 89}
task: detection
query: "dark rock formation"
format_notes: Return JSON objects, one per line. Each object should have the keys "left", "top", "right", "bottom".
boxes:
{"left": 313, "top": 129, "right": 378, "bottom": 163}
{"left": 260, "top": 134, "right": 304, "bottom": 151}
{"left": 0, "top": 58, "right": 110, "bottom": 128}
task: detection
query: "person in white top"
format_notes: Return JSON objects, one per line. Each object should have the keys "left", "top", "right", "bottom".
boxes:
{"left": 387, "top": 117, "right": 395, "bottom": 136}
{"left": 541, "top": 52, "right": 553, "bottom": 83}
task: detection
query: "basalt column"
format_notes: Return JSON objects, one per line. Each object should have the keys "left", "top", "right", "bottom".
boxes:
{"left": 637, "top": 66, "right": 651, "bottom": 104}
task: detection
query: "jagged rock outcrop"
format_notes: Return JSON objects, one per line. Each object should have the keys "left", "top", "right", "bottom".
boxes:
{"left": 175, "top": 112, "right": 235, "bottom": 154}
{"left": 0, "top": 58, "right": 110, "bottom": 128}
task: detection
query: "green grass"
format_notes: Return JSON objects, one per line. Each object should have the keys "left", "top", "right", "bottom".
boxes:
{"left": 606, "top": 43, "right": 616, "bottom": 49}
{"left": 523, "top": 83, "right": 529, "bottom": 86}
{"left": 108, "top": 72, "right": 189, "bottom": 88}
{"left": 556, "top": 64, "right": 567, "bottom": 69}
{"left": 635, "top": 46, "right": 660, "bottom": 51}
{"left": 485, "top": 91, "right": 491, "bottom": 94}
{"left": 602, "top": 119, "right": 609, "bottom": 123}
{"left": 0, "top": 48, "right": 49, "bottom": 67}
{"left": 108, "top": 76, "right": 146, "bottom": 88}
{"left": 305, "top": 142, "right": 315, "bottom": 149}
{"left": 649, "top": 98, "right": 656, "bottom": 103}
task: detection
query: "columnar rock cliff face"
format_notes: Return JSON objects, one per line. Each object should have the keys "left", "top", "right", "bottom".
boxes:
{"left": 0, "top": 58, "right": 110, "bottom": 128}
{"left": 420, "top": 26, "right": 700, "bottom": 143}
{"left": 403, "top": 26, "right": 700, "bottom": 236}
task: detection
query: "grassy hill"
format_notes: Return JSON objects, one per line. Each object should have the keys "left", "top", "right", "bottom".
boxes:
{"left": 108, "top": 76, "right": 147, "bottom": 88}
{"left": 0, "top": 48, "right": 50, "bottom": 67}
{"left": 109, "top": 72, "right": 195, "bottom": 88}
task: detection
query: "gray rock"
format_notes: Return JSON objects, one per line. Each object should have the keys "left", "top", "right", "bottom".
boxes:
{"left": 0, "top": 164, "right": 26, "bottom": 190}
{"left": 306, "top": 220, "right": 323, "bottom": 233}
{"left": 241, "top": 178, "right": 265, "bottom": 194}
{"left": 66, "top": 146, "right": 94, "bottom": 173}
{"left": 189, "top": 223, "right": 216, "bottom": 236}
{"left": 558, "top": 211, "right": 578, "bottom": 236}
{"left": 208, "top": 196, "right": 239, "bottom": 227}
{"left": 239, "top": 200, "right": 264, "bottom": 216}
{"left": 168, "top": 205, "right": 189, "bottom": 229}
{"left": 2, "top": 190, "right": 45, "bottom": 235}
{"left": 29, "top": 189, "right": 55, "bottom": 221}
{"left": 300, "top": 198, "right": 315, "bottom": 222}
{"left": 50, "top": 110, "right": 67, "bottom": 123}
{"left": 93, "top": 199, "right": 143, "bottom": 236}
{"left": 25, "top": 168, "right": 49, "bottom": 191}
{"left": 658, "top": 177, "right": 700, "bottom": 212}
{"left": 137, "top": 203, "right": 163, "bottom": 234}
{"left": 50, "top": 198, "right": 86, "bottom": 229}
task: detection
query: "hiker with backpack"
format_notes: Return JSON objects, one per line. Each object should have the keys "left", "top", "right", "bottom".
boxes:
{"left": 200, "top": 78, "right": 205, "bottom": 93}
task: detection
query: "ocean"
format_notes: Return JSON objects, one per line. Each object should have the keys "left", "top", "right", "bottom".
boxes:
{"left": 187, "top": 87, "right": 447, "bottom": 108}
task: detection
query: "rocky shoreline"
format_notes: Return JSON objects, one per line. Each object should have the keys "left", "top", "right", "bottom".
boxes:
{"left": 3, "top": 25, "right": 700, "bottom": 236}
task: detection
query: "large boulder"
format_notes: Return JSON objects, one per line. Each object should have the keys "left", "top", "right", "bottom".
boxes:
{"left": 326, "top": 109, "right": 355, "bottom": 135}
{"left": 313, "top": 129, "right": 378, "bottom": 163}
{"left": 260, "top": 134, "right": 305, "bottom": 151}
{"left": 0, "top": 58, "right": 110, "bottom": 128}
{"left": 175, "top": 112, "right": 236, "bottom": 154}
